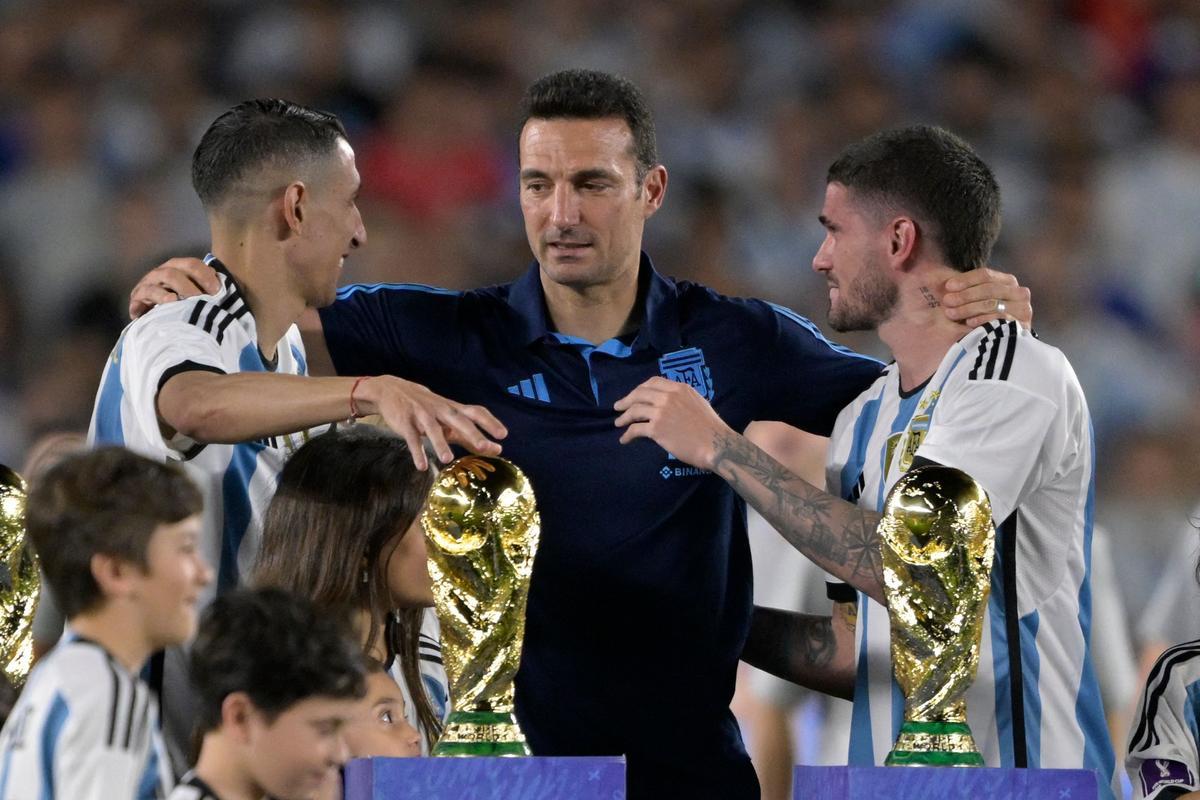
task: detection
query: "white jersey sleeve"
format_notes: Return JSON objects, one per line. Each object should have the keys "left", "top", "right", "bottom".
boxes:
{"left": 915, "top": 369, "right": 1059, "bottom": 524}
{"left": 1127, "top": 641, "right": 1200, "bottom": 799}
{"left": 115, "top": 304, "right": 231, "bottom": 458}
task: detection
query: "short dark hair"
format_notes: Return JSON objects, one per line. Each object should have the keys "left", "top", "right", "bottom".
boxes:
{"left": 191, "top": 98, "right": 348, "bottom": 209}
{"left": 190, "top": 587, "right": 366, "bottom": 733}
{"left": 26, "top": 448, "right": 202, "bottom": 619}
{"left": 521, "top": 69, "right": 658, "bottom": 181}
{"left": 827, "top": 125, "right": 1001, "bottom": 272}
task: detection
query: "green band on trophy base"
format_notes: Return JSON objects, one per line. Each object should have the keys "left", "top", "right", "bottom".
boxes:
{"left": 884, "top": 721, "right": 986, "bottom": 767}
{"left": 879, "top": 466, "right": 995, "bottom": 769}
{"left": 431, "top": 711, "right": 532, "bottom": 757}
{"left": 423, "top": 457, "right": 541, "bottom": 758}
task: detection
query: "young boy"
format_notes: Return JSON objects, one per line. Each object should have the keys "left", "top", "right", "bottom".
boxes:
{"left": 0, "top": 447, "right": 212, "bottom": 799}
{"left": 170, "top": 588, "right": 366, "bottom": 800}
{"left": 343, "top": 658, "right": 422, "bottom": 760}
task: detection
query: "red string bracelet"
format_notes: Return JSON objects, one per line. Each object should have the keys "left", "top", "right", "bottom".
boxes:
{"left": 349, "top": 376, "right": 369, "bottom": 419}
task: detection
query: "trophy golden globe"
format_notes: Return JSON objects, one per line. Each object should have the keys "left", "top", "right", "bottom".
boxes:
{"left": 879, "top": 465, "right": 994, "bottom": 767}
{"left": 422, "top": 455, "right": 540, "bottom": 756}
{"left": 0, "top": 465, "right": 39, "bottom": 686}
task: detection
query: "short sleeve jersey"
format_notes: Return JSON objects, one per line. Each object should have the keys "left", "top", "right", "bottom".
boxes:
{"left": 1127, "top": 641, "right": 1200, "bottom": 799}
{"left": 825, "top": 321, "right": 1116, "bottom": 796}
{"left": 319, "top": 255, "right": 883, "bottom": 798}
{"left": 89, "top": 256, "right": 330, "bottom": 592}
{"left": 0, "top": 633, "right": 172, "bottom": 800}
{"left": 87, "top": 255, "right": 332, "bottom": 772}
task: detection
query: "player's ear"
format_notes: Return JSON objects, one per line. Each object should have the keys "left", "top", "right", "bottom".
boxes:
{"left": 282, "top": 181, "right": 306, "bottom": 237}
{"left": 888, "top": 217, "right": 918, "bottom": 269}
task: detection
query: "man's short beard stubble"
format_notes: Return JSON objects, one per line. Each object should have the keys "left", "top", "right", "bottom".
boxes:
{"left": 827, "top": 254, "right": 898, "bottom": 333}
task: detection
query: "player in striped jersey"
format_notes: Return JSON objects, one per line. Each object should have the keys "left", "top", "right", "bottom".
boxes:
{"left": 87, "top": 99, "right": 502, "bottom": 770}
{"left": 0, "top": 448, "right": 211, "bottom": 800}
{"left": 1128, "top": 640, "right": 1200, "bottom": 799}
{"left": 170, "top": 588, "right": 365, "bottom": 800}
{"left": 616, "top": 125, "right": 1116, "bottom": 794}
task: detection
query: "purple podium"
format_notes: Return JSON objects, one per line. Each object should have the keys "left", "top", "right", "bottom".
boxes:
{"left": 344, "top": 756, "right": 626, "bottom": 800}
{"left": 794, "top": 766, "right": 1100, "bottom": 799}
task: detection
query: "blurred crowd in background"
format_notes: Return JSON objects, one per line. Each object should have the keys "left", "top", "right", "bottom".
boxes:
{"left": 2, "top": 0, "right": 1200, "bottom": 790}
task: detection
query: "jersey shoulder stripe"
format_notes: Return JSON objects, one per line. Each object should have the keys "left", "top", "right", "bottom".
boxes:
{"left": 336, "top": 282, "right": 463, "bottom": 299}
{"left": 54, "top": 639, "right": 149, "bottom": 754}
{"left": 765, "top": 301, "right": 884, "bottom": 364}
{"left": 1130, "top": 640, "right": 1200, "bottom": 752}
{"left": 968, "top": 320, "right": 1019, "bottom": 381}
{"left": 185, "top": 300, "right": 240, "bottom": 344}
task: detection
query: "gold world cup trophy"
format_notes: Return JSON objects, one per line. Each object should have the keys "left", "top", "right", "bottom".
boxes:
{"left": 879, "top": 465, "right": 995, "bottom": 767}
{"left": 422, "top": 455, "right": 540, "bottom": 757}
{"left": 0, "top": 465, "right": 39, "bottom": 686}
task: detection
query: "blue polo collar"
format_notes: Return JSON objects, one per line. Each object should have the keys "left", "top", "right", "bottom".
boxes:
{"left": 507, "top": 252, "right": 682, "bottom": 352}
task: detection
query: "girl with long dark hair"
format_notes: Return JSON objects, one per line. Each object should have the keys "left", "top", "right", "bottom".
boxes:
{"left": 252, "top": 426, "right": 445, "bottom": 752}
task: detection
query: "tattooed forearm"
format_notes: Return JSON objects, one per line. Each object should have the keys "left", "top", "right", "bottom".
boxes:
{"left": 743, "top": 606, "right": 854, "bottom": 700}
{"left": 712, "top": 429, "right": 885, "bottom": 602}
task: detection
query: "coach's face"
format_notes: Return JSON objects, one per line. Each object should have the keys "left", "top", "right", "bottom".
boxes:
{"left": 292, "top": 137, "right": 366, "bottom": 308}
{"left": 812, "top": 182, "right": 898, "bottom": 332}
{"left": 519, "top": 117, "right": 665, "bottom": 294}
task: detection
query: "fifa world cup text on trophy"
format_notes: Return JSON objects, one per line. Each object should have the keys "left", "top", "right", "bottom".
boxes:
{"left": 879, "top": 465, "right": 995, "bottom": 767}
{"left": 422, "top": 455, "right": 540, "bottom": 757}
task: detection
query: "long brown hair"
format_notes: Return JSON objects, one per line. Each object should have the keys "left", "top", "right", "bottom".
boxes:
{"left": 251, "top": 426, "right": 441, "bottom": 747}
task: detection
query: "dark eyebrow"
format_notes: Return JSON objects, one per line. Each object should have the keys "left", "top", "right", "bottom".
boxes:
{"left": 572, "top": 168, "right": 618, "bottom": 184}
{"left": 519, "top": 168, "right": 551, "bottom": 182}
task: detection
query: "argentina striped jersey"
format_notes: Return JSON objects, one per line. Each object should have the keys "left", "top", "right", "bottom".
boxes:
{"left": 1127, "top": 640, "right": 1200, "bottom": 799}
{"left": 0, "top": 632, "right": 171, "bottom": 799}
{"left": 86, "top": 255, "right": 331, "bottom": 771}
{"left": 825, "top": 322, "right": 1116, "bottom": 796}
{"left": 88, "top": 256, "right": 328, "bottom": 592}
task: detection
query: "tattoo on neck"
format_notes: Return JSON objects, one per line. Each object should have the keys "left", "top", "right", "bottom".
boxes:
{"left": 920, "top": 286, "right": 940, "bottom": 308}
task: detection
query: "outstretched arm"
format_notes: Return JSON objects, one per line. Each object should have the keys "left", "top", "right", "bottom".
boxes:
{"left": 742, "top": 603, "right": 857, "bottom": 700}
{"left": 614, "top": 378, "right": 885, "bottom": 602}
{"left": 159, "top": 371, "right": 506, "bottom": 470}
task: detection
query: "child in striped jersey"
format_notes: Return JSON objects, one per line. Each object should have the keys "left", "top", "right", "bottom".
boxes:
{"left": 1127, "top": 551, "right": 1200, "bottom": 800}
{"left": 252, "top": 427, "right": 447, "bottom": 754}
{"left": 0, "top": 448, "right": 212, "bottom": 800}
{"left": 171, "top": 588, "right": 365, "bottom": 800}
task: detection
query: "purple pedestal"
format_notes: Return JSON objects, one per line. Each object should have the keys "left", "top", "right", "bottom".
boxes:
{"left": 794, "top": 766, "right": 1099, "bottom": 799}
{"left": 344, "top": 756, "right": 626, "bottom": 800}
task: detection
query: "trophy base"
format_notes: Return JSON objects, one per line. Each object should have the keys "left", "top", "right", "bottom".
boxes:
{"left": 884, "top": 721, "right": 985, "bottom": 767}
{"left": 431, "top": 711, "right": 532, "bottom": 757}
